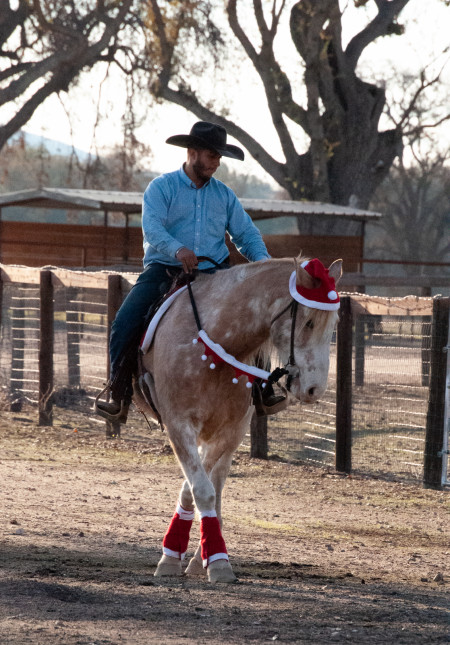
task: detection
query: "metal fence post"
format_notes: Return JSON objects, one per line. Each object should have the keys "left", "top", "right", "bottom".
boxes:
{"left": 105, "top": 274, "right": 123, "bottom": 437}
{"left": 336, "top": 296, "right": 353, "bottom": 473}
{"left": 39, "top": 269, "right": 54, "bottom": 426}
{"left": 423, "top": 296, "right": 449, "bottom": 489}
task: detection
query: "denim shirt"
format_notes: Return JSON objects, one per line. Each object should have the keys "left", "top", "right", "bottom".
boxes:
{"left": 142, "top": 166, "right": 270, "bottom": 269}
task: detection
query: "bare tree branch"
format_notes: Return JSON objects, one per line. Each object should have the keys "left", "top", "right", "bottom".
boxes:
{"left": 227, "top": 0, "right": 307, "bottom": 170}
{"left": 0, "top": 0, "right": 135, "bottom": 151}
{"left": 345, "top": 0, "right": 410, "bottom": 70}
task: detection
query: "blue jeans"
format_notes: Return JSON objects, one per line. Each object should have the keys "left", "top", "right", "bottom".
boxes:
{"left": 109, "top": 259, "right": 230, "bottom": 400}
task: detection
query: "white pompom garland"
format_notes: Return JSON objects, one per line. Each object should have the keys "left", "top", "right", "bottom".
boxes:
{"left": 193, "top": 329, "right": 271, "bottom": 388}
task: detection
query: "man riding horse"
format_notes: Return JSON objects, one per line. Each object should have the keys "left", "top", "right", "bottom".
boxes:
{"left": 96, "top": 121, "right": 273, "bottom": 424}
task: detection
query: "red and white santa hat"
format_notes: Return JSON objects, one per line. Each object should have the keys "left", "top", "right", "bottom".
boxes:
{"left": 289, "top": 258, "right": 340, "bottom": 311}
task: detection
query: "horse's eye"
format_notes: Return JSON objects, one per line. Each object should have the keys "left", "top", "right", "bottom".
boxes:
{"left": 305, "top": 319, "right": 314, "bottom": 329}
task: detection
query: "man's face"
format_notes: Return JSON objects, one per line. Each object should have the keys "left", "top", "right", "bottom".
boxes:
{"left": 191, "top": 148, "right": 221, "bottom": 181}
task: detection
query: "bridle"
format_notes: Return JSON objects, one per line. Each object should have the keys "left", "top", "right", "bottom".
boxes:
{"left": 269, "top": 299, "right": 300, "bottom": 392}
{"left": 186, "top": 257, "right": 301, "bottom": 395}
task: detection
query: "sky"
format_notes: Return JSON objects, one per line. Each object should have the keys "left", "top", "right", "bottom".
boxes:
{"left": 6, "top": 0, "right": 450, "bottom": 183}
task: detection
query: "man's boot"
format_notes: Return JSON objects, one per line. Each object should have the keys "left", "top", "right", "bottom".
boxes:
{"left": 94, "top": 385, "right": 130, "bottom": 424}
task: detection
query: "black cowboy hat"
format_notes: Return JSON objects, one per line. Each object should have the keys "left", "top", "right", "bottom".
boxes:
{"left": 166, "top": 121, "right": 244, "bottom": 161}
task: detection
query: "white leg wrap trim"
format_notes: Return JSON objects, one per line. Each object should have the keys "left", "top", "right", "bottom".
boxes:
{"left": 200, "top": 509, "right": 218, "bottom": 519}
{"left": 176, "top": 503, "right": 195, "bottom": 521}
{"left": 203, "top": 553, "right": 229, "bottom": 568}
{"left": 163, "top": 546, "right": 186, "bottom": 561}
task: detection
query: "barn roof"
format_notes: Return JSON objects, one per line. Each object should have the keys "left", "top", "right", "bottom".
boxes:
{"left": 0, "top": 187, "right": 381, "bottom": 221}
{"left": 0, "top": 187, "right": 142, "bottom": 214}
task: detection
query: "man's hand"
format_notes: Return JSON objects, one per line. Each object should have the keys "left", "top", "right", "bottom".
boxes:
{"left": 176, "top": 247, "right": 199, "bottom": 273}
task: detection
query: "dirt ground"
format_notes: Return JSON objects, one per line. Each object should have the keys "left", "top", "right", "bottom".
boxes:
{"left": 0, "top": 407, "right": 449, "bottom": 645}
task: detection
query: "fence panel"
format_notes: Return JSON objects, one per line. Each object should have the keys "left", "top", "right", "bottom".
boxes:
{"left": 0, "top": 281, "right": 41, "bottom": 410}
{"left": 263, "top": 296, "right": 441, "bottom": 485}
{"left": 0, "top": 265, "right": 447, "bottom": 487}
{"left": 350, "top": 313, "right": 430, "bottom": 481}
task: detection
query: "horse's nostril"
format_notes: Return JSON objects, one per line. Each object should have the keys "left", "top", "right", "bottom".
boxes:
{"left": 308, "top": 387, "right": 316, "bottom": 397}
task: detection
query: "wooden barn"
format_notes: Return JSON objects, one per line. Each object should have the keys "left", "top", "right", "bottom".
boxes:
{"left": 0, "top": 187, "right": 380, "bottom": 272}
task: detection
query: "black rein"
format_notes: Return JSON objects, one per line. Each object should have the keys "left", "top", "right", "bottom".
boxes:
{"left": 185, "top": 261, "right": 300, "bottom": 392}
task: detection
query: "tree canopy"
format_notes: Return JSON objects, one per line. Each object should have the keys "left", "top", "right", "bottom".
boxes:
{"left": 2, "top": 1, "right": 449, "bottom": 210}
{"left": 368, "top": 88, "right": 450, "bottom": 272}
{"left": 0, "top": 0, "right": 136, "bottom": 151}
{"left": 140, "top": 0, "right": 449, "bottom": 207}
{"left": 369, "top": 156, "right": 450, "bottom": 271}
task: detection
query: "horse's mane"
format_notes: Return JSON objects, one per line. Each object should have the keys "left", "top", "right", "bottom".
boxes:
{"left": 192, "top": 257, "right": 338, "bottom": 369}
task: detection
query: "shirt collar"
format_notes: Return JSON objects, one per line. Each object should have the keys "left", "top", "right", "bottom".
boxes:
{"left": 179, "top": 164, "right": 211, "bottom": 189}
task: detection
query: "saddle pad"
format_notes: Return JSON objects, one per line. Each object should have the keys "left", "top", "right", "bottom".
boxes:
{"left": 140, "top": 285, "right": 188, "bottom": 354}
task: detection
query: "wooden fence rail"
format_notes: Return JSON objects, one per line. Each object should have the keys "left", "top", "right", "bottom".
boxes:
{"left": 0, "top": 264, "right": 448, "bottom": 488}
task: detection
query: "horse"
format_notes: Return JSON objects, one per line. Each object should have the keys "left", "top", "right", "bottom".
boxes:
{"left": 134, "top": 255, "right": 342, "bottom": 583}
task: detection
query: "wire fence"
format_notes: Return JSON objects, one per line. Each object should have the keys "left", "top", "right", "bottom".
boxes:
{"left": 0, "top": 265, "right": 448, "bottom": 487}
{"left": 261, "top": 317, "right": 432, "bottom": 482}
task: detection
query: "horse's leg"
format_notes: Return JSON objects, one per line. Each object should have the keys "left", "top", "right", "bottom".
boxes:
{"left": 154, "top": 479, "right": 195, "bottom": 577}
{"left": 185, "top": 449, "right": 234, "bottom": 578}
{"left": 184, "top": 408, "right": 251, "bottom": 579}
{"left": 161, "top": 425, "right": 235, "bottom": 583}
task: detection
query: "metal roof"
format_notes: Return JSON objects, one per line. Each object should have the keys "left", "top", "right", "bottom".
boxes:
{"left": 239, "top": 198, "right": 380, "bottom": 221}
{"left": 0, "top": 187, "right": 143, "bottom": 213}
{"left": 0, "top": 187, "right": 381, "bottom": 221}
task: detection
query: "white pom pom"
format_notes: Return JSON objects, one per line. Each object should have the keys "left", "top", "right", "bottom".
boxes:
{"left": 201, "top": 354, "right": 207, "bottom": 361}
{"left": 246, "top": 381, "right": 252, "bottom": 389}
{"left": 210, "top": 363, "right": 216, "bottom": 370}
{"left": 192, "top": 338, "right": 198, "bottom": 345}
{"left": 232, "top": 377, "right": 238, "bottom": 384}
{"left": 328, "top": 290, "right": 337, "bottom": 300}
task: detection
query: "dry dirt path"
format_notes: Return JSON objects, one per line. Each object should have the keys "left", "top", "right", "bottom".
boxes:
{"left": 0, "top": 409, "right": 449, "bottom": 644}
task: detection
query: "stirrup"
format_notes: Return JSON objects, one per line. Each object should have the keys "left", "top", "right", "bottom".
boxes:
{"left": 94, "top": 384, "right": 129, "bottom": 424}
{"left": 252, "top": 382, "right": 289, "bottom": 417}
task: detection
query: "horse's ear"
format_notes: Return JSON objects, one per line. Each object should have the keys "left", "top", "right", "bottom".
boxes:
{"left": 328, "top": 259, "right": 343, "bottom": 285}
{"left": 296, "top": 258, "right": 319, "bottom": 289}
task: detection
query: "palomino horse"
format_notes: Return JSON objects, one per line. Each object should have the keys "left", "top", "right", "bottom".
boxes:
{"left": 135, "top": 255, "right": 342, "bottom": 583}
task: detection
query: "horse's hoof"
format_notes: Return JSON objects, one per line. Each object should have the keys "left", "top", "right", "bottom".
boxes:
{"left": 185, "top": 555, "right": 206, "bottom": 577}
{"left": 207, "top": 559, "right": 236, "bottom": 583}
{"left": 154, "top": 554, "right": 182, "bottom": 577}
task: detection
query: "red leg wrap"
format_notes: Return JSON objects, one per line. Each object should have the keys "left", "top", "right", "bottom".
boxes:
{"left": 200, "top": 515, "right": 228, "bottom": 568}
{"left": 162, "top": 505, "right": 194, "bottom": 560}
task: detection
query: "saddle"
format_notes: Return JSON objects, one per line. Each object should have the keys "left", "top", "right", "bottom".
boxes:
{"left": 105, "top": 270, "right": 191, "bottom": 420}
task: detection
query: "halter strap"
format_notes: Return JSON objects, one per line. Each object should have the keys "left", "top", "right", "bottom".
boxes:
{"left": 286, "top": 301, "right": 299, "bottom": 391}
{"left": 270, "top": 301, "right": 293, "bottom": 325}
{"left": 288, "top": 301, "right": 298, "bottom": 368}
